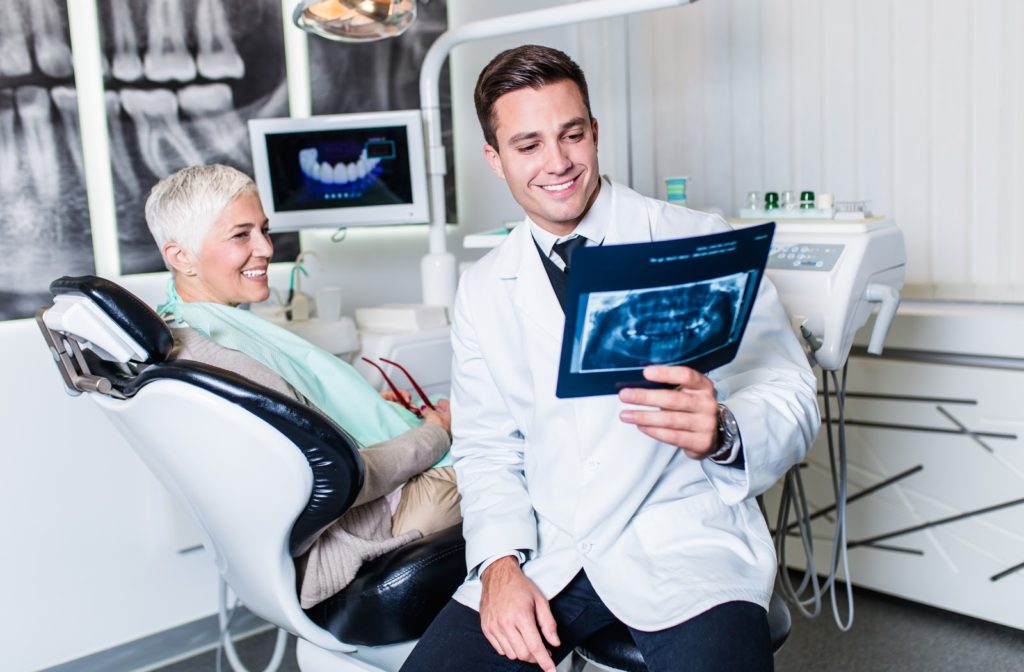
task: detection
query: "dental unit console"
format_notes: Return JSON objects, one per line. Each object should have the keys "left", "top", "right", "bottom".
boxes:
{"left": 732, "top": 217, "right": 906, "bottom": 631}
{"left": 733, "top": 217, "right": 906, "bottom": 371}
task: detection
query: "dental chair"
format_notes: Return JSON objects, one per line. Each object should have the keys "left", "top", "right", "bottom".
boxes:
{"left": 36, "top": 275, "right": 466, "bottom": 672}
{"left": 38, "top": 275, "right": 793, "bottom": 672}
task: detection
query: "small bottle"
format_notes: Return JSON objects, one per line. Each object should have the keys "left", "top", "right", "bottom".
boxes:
{"left": 764, "top": 191, "right": 780, "bottom": 210}
{"left": 747, "top": 191, "right": 760, "bottom": 210}
{"left": 782, "top": 190, "right": 797, "bottom": 210}
{"left": 800, "top": 191, "right": 815, "bottom": 209}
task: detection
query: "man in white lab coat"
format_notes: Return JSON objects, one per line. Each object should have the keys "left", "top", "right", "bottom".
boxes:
{"left": 401, "top": 45, "right": 820, "bottom": 672}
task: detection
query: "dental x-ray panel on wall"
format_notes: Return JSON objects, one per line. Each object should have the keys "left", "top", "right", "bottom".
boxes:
{"left": 308, "top": 0, "right": 455, "bottom": 223}
{"left": 0, "top": 0, "right": 95, "bottom": 321}
{"left": 96, "top": 0, "right": 298, "bottom": 274}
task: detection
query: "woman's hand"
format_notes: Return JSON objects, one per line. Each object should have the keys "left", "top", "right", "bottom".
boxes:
{"left": 421, "top": 399, "right": 452, "bottom": 436}
{"left": 380, "top": 388, "right": 412, "bottom": 405}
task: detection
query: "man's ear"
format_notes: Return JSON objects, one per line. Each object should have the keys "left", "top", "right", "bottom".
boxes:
{"left": 591, "top": 116, "right": 599, "bottom": 151}
{"left": 162, "top": 242, "right": 195, "bottom": 276}
{"left": 483, "top": 143, "right": 506, "bottom": 180}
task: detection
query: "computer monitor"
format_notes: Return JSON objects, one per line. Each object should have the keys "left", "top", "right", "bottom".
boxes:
{"left": 248, "top": 110, "right": 429, "bottom": 231}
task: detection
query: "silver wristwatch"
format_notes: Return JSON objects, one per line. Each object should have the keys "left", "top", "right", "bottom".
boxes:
{"left": 712, "top": 403, "right": 740, "bottom": 460}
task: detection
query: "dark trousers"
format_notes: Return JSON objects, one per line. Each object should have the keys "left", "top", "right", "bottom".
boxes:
{"left": 400, "top": 571, "right": 773, "bottom": 672}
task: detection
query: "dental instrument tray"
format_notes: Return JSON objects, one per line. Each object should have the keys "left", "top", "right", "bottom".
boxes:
{"left": 556, "top": 222, "right": 774, "bottom": 398}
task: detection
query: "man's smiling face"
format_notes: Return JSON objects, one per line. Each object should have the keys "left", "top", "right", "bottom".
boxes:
{"left": 483, "top": 79, "right": 600, "bottom": 238}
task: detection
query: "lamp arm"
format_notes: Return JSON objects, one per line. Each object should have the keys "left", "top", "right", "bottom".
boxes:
{"left": 416, "top": 0, "right": 697, "bottom": 307}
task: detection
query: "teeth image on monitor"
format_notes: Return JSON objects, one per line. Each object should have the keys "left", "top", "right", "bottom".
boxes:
{"left": 299, "top": 147, "right": 382, "bottom": 187}
{"left": 299, "top": 147, "right": 318, "bottom": 176}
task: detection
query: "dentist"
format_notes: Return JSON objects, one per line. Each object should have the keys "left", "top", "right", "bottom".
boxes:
{"left": 401, "top": 45, "right": 819, "bottom": 672}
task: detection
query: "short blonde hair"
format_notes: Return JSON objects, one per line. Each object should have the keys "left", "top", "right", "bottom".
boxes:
{"left": 145, "top": 164, "right": 259, "bottom": 268}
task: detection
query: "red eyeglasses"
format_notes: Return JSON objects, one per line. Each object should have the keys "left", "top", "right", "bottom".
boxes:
{"left": 361, "top": 357, "right": 436, "bottom": 419}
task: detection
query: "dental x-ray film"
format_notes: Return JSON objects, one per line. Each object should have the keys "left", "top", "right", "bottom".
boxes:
{"left": 556, "top": 222, "right": 775, "bottom": 398}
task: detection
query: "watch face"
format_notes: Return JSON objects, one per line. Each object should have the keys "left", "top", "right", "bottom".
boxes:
{"left": 718, "top": 405, "right": 738, "bottom": 444}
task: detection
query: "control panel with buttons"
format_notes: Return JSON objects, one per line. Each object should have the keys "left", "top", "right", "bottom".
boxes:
{"left": 767, "top": 243, "right": 845, "bottom": 272}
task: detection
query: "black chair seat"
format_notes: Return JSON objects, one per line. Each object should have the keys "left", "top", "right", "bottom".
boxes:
{"left": 573, "top": 593, "right": 792, "bottom": 672}
{"left": 305, "top": 524, "right": 467, "bottom": 646}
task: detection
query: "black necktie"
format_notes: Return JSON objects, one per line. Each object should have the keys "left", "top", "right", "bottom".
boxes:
{"left": 552, "top": 236, "right": 587, "bottom": 273}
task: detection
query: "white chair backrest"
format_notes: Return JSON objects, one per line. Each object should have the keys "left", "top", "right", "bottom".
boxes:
{"left": 92, "top": 380, "right": 351, "bottom": 651}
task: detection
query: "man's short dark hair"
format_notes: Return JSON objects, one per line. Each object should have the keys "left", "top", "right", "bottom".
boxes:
{"left": 473, "top": 44, "right": 592, "bottom": 150}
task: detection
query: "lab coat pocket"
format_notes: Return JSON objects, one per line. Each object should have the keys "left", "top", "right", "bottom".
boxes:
{"left": 632, "top": 491, "right": 771, "bottom": 588}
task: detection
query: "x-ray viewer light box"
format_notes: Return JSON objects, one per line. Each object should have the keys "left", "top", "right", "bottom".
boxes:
{"left": 249, "top": 110, "right": 429, "bottom": 232}
{"left": 556, "top": 222, "right": 775, "bottom": 398}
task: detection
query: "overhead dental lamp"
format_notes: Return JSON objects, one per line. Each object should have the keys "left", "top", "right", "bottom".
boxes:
{"left": 293, "top": 0, "right": 417, "bottom": 43}
{"left": 293, "top": 0, "right": 702, "bottom": 310}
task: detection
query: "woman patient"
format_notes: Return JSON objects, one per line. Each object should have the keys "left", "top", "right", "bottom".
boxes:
{"left": 145, "top": 164, "right": 460, "bottom": 608}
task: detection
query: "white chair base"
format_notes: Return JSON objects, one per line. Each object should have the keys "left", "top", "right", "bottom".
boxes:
{"left": 296, "top": 637, "right": 416, "bottom": 672}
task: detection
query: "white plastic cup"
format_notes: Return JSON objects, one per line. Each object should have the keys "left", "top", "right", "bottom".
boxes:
{"left": 315, "top": 286, "right": 343, "bottom": 320}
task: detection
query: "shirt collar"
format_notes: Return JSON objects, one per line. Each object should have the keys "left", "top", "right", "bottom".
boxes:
{"left": 528, "top": 176, "right": 611, "bottom": 257}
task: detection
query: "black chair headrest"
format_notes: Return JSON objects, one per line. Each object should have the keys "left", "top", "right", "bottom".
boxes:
{"left": 50, "top": 275, "right": 174, "bottom": 362}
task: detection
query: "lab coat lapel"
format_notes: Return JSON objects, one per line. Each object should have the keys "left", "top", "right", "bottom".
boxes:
{"left": 498, "top": 223, "right": 565, "bottom": 342}
{"left": 603, "top": 180, "right": 658, "bottom": 246}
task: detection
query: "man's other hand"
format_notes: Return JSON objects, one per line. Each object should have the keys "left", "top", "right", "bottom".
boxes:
{"left": 617, "top": 365, "right": 720, "bottom": 460}
{"left": 480, "top": 556, "right": 560, "bottom": 672}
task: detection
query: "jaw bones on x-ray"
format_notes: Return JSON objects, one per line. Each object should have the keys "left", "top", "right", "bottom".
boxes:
{"left": 97, "top": 0, "right": 296, "bottom": 274}
{"left": 0, "top": 0, "right": 94, "bottom": 321}
{"left": 572, "top": 273, "right": 749, "bottom": 373}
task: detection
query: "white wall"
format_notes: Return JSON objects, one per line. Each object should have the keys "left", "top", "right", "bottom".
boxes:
{"left": 629, "top": 0, "right": 1024, "bottom": 301}
{"left": 0, "top": 1, "right": 633, "bottom": 670}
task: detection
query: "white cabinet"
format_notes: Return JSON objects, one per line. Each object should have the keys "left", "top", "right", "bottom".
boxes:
{"left": 765, "top": 301, "right": 1024, "bottom": 630}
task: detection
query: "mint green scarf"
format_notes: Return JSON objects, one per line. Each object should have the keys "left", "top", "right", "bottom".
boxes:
{"left": 159, "top": 279, "right": 450, "bottom": 466}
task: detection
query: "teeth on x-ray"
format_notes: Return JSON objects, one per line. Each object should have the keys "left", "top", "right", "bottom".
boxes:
{"left": 144, "top": 0, "right": 198, "bottom": 82}
{"left": 195, "top": 0, "right": 245, "bottom": 80}
{"left": 111, "top": 0, "right": 144, "bottom": 82}
{"left": 104, "top": 91, "right": 141, "bottom": 194}
{"left": 28, "top": 0, "right": 73, "bottom": 79}
{"left": 178, "top": 83, "right": 248, "bottom": 163}
{"left": 0, "top": 91, "right": 18, "bottom": 197}
{"left": 578, "top": 276, "right": 745, "bottom": 372}
{"left": 15, "top": 86, "right": 60, "bottom": 202}
{"left": 50, "top": 86, "right": 85, "bottom": 180}
{"left": 120, "top": 88, "right": 203, "bottom": 176}
{"left": 0, "top": 3, "right": 33, "bottom": 78}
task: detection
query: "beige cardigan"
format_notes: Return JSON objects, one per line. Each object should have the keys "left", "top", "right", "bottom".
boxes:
{"left": 169, "top": 327, "right": 452, "bottom": 608}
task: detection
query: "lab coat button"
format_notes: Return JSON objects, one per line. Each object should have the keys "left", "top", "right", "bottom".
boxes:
{"left": 579, "top": 542, "right": 593, "bottom": 555}
{"left": 584, "top": 459, "right": 600, "bottom": 472}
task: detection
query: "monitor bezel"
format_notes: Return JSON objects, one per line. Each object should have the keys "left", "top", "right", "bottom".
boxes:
{"left": 248, "top": 109, "right": 429, "bottom": 232}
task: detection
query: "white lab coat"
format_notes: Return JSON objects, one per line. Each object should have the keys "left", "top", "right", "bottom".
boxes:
{"left": 449, "top": 179, "right": 820, "bottom": 630}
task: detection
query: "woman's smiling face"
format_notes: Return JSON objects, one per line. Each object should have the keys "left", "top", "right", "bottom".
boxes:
{"left": 182, "top": 193, "right": 273, "bottom": 306}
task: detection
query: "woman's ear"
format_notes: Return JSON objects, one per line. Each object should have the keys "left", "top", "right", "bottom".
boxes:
{"left": 162, "top": 242, "right": 195, "bottom": 276}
